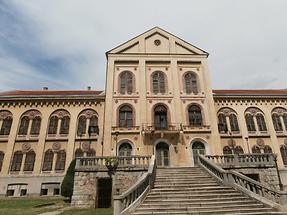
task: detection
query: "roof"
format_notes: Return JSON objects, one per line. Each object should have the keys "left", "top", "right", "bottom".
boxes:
{"left": 213, "top": 89, "right": 287, "bottom": 96}
{"left": 0, "top": 90, "right": 104, "bottom": 98}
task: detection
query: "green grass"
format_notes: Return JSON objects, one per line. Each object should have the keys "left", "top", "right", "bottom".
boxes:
{"left": 60, "top": 208, "right": 113, "bottom": 215}
{"left": 0, "top": 197, "right": 69, "bottom": 215}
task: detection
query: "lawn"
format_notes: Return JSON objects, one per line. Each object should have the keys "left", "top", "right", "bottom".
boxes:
{"left": 0, "top": 197, "right": 113, "bottom": 215}
{"left": 0, "top": 197, "right": 69, "bottom": 215}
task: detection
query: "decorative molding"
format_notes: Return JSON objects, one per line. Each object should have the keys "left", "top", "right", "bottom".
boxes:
{"left": 22, "top": 142, "right": 31, "bottom": 153}
{"left": 52, "top": 142, "right": 61, "bottom": 152}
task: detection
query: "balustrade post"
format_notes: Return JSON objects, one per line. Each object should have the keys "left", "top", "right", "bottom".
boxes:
{"left": 113, "top": 196, "right": 123, "bottom": 215}
{"left": 75, "top": 158, "right": 81, "bottom": 169}
{"left": 279, "top": 193, "right": 287, "bottom": 209}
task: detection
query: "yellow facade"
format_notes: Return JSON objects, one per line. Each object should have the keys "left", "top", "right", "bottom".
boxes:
{"left": 1, "top": 27, "right": 287, "bottom": 196}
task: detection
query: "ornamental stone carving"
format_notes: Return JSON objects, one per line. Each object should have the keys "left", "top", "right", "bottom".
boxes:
{"left": 228, "top": 139, "right": 236, "bottom": 147}
{"left": 82, "top": 142, "right": 90, "bottom": 152}
{"left": 273, "top": 107, "right": 287, "bottom": 116}
{"left": 246, "top": 107, "right": 261, "bottom": 116}
{"left": 218, "top": 108, "right": 236, "bottom": 116}
{"left": 22, "top": 142, "right": 31, "bottom": 153}
{"left": 0, "top": 110, "right": 12, "bottom": 120}
{"left": 80, "top": 109, "right": 97, "bottom": 119}
{"left": 23, "top": 110, "right": 41, "bottom": 119}
{"left": 51, "top": 110, "right": 70, "bottom": 119}
{"left": 256, "top": 138, "right": 265, "bottom": 147}
{"left": 52, "top": 142, "right": 61, "bottom": 152}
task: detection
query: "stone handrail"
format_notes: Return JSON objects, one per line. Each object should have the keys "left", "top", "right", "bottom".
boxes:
{"left": 205, "top": 153, "right": 276, "bottom": 168}
{"left": 75, "top": 156, "right": 151, "bottom": 170}
{"left": 198, "top": 155, "right": 287, "bottom": 211}
{"left": 113, "top": 155, "right": 156, "bottom": 215}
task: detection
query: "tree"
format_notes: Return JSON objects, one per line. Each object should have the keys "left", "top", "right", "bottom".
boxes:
{"left": 61, "top": 159, "right": 76, "bottom": 200}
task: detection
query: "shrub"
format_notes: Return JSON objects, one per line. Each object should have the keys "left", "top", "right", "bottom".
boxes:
{"left": 61, "top": 159, "right": 76, "bottom": 200}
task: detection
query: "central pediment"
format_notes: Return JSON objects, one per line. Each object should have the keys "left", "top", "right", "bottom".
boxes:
{"left": 107, "top": 27, "right": 208, "bottom": 56}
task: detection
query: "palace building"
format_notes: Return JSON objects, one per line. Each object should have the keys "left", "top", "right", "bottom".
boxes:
{"left": 1, "top": 27, "right": 287, "bottom": 197}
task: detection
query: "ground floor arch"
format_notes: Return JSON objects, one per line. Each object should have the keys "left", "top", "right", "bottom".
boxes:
{"left": 155, "top": 142, "right": 170, "bottom": 167}
{"left": 191, "top": 140, "right": 206, "bottom": 166}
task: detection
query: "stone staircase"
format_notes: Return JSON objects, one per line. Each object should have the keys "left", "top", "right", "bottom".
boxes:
{"left": 131, "top": 167, "right": 286, "bottom": 215}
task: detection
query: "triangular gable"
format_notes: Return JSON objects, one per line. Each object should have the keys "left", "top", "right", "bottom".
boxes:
{"left": 106, "top": 27, "right": 208, "bottom": 56}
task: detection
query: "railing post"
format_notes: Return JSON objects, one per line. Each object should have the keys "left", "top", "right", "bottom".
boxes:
{"left": 114, "top": 195, "right": 123, "bottom": 215}
{"left": 279, "top": 193, "right": 287, "bottom": 210}
{"left": 75, "top": 158, "right": 81, "bottom": 169}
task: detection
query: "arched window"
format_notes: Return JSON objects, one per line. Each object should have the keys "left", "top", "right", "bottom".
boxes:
{"left": 119, "top": 105, "right": 133, "bottom": 128}
{"left": 55, "top": 150, "right": 66, "bottom": 171}
{"left": 42, "top": 150, "right": 54, "bottom": 171}
{"left": 77, "top": 110, "right": 98, "bottom": 136}
{"left": 188, "top": 105, "right": 202, "bottom": 127}
{"left": 0, "top": 151, "right": 4, "bottom": 172}
{"left": 245, "top": 113, "right": 256, "bottom": 132}
{"left": 184, "top": 72, "right": 198, "bottom": 94}
{"left": 218, "top": 114, "right": 228, "bottom": 133}
{"left": 234, "top": 146, "right": 244, "bottom": 154}
{"left": 252, "top": 145, "right": 261, "bottom": 154}
{"left": 0, "top": 111, "right": 13, "bottom": 136}
{"left": 48, "top": 116, "right": 58, "bottom": 134}
{"left": 60, "top": 116, "right": 70, "bottom": 135}
{"left": 272, "top": 113, "right": 283, "bottom": 132}
{"left": 18, "top": 116, "right": 30, "bottom": 135}
{"left": 280, "top": 145, "right": 287, "bottom": 166}
{"left": 24, "top": 151, "right": 36, "bottom": 171}
{"left": 77, "top": 115, "right": 86, "bottom": 136}
{"left": 0, "top": 115, "right": 13, "bottom": 136}
{"left": 256, "top": 114, "right": 267, "bottom": 131}
{"left": 152, "top": 71, "right": 166, "bottom": 94}
{"left": 30, "top": 116, "right": 41, "bottom": 135}
{"left": 263, "top": 145, "right": 273, "bottom": 153}
{"left": 10, "top": 151, "right": 23, "bottom": 171}
{"left": 87, "top": 149, "right": 96, "bottom": 157}
{"left": 223, "top": 146, "right": 232, "bottom": 155}
{"left": 230, "top": 114, "right": 239, "bottom": 132}
{"left": 75, "top": 148, "right": 83, "bottom": 158}
{"left": 119, "top": 71, "right": 133, "bottom": 94}
{"left": 154, "top": 105, "right": 168, "bottom": 129}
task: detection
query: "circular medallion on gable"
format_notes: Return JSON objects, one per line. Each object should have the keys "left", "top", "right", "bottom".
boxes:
{"left": 256, "top": 138, "right": 265, "bottom": 147}
{"left": 52, "top": 142, "right": 61, "bottom": 152}
{"left": 154, "top": 39, "right": 161, "bottom": 46}
{"left": 22, "top": 143, "right": 31, "bottom": 153}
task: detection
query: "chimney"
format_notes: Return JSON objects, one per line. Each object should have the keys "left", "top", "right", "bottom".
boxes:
{"left": 43, "top": 87, "right": 48, "bottom": 90}
{"left": 87, "top": 86, "right": 91, "bottom": 91}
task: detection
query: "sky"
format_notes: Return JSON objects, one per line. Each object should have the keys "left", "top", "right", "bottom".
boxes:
{"left": 0, "top": 0, "right": 287, "bottom": 92}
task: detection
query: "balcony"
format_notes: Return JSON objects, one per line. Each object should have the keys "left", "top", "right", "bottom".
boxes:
{"left": 111, "top": 126, "right": 140, "bottom": 134}
{"left": 205, "top": 153, "right": 276, "bottom": 169}
{"left": 142, "top": 123, "right": 180, "bottom": 134}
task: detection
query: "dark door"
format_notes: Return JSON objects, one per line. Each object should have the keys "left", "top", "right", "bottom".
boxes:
{"left": 192, "top": 141, "right": 206, "bottom": 166}
{"left": 156, "top": 142, "right": 169, "bottom": 166}
{"left": 97, "top": 178, "right": 112, "bottom": 208}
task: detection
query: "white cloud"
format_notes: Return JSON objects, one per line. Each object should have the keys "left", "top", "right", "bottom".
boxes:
{"left": 0, "top": 0, "right": 287, "bottom": 91}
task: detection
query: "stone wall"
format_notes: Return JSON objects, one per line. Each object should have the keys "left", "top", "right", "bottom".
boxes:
{"left": 71, "top": 167, "right": 147, "bottom": 208}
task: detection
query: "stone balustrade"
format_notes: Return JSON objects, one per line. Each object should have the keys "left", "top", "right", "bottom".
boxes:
{"left": 198, "top": 154, "right": 287, "bottom": 211}
{"left": 75, "top": 156, "right": 151, "bottom": 171}
{"left": 205, "top": 153, "right": 276, "bottom": 168}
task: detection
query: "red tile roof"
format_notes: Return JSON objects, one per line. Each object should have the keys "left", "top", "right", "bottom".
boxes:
{"left": 213, "top": 89, "right": 287, "bottom": 96}
{"left": 0, "top": 90, "right": 104, "bottom": 97}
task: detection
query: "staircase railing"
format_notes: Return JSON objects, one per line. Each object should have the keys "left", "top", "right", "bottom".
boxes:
{"left": 198, "top": 154, "right": 287, "bottom": 211}
{"left": 205, "top": 153, "right": 276, "bottom": 168}
{"left": 113, "top": 155, "right": 156, "bottom": 215}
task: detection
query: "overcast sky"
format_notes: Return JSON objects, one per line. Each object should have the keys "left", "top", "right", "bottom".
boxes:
{"left": 0, "top": 0, "right": 287, "bottom": 92}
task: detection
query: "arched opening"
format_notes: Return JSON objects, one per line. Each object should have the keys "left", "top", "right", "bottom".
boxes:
{"left": 118, "top": 142, "right": 133, "bottom": 165}
{"left": 192, "top": 141, "right": 206, "bottom": 165}
{"left": 188, "top": 104, "right": 202, "bottom": 127}
{"left": 154, "top": 105, "right": 168, "bottom": 129}
{"left": 119, "top": 105, "right": 133, "bottom": 128}
{"left": 156, "top": 142, "right": 169, "bottom": 167}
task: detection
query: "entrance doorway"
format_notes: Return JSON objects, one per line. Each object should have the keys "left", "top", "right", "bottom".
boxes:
{"left": 96, "top": 178, "right": 112, "bottom": 208}
{"left": 156, "top": 142, "right": 169, "bottom": 166}
{"left": 192, "top": 141, "right": 206, "bottom": 166}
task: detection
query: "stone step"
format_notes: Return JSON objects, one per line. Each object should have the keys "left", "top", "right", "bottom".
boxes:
{"left": 144, "top": 196, "right": 251, "bottom": 203}
{"left": 156, "top": 175, "right": 211, "bottom": 178}
{"left": 149, "top": 189, "right": 240, "bottom": 196}
{"left": 134, "top": 203, "right": 267, "bottom": 212}
{"left": 146, "top": 193, "right": 245, "bottom": 199}
{"left": 153, "top": 183, "right": 221, "bottom": 188}
{"left": 151, "top": 186, "right": 233, "bottom": 192}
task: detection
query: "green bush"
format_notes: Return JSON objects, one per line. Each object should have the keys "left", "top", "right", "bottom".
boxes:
{"left": 61, "top": 159, "right": 76, "bottom": 200}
